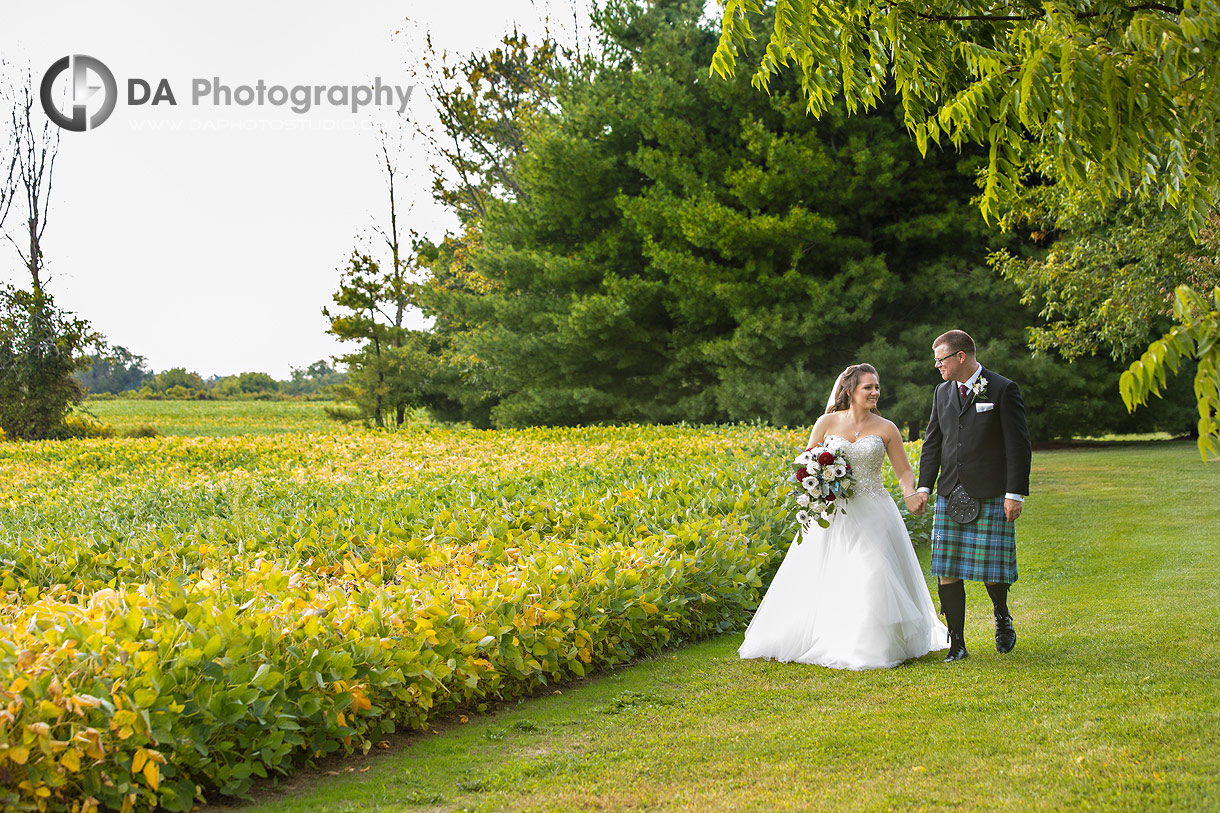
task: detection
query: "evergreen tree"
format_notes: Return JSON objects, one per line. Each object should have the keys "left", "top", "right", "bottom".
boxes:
{"left": 415, "top": 0, "right": 1195, "bottom": 438}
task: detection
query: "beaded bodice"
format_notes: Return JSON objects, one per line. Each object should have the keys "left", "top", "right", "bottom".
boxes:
{"left": 827, "top": 435, "right": 889, "bottom": 497}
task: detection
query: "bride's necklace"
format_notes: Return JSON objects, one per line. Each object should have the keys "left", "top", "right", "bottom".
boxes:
{"left": 846, "top": 413, "right": 871, "bottom": 439}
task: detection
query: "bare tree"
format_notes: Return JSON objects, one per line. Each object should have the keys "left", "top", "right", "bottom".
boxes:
{"left": 0, "top": 68, "right": 93, "bottom": 441}
{"left": 6, "top": 73, "right": 59, "bottom": 292}
{"left": 0, "top": 69, "right": 17, "bottom": 236}
{"left": 372, "top": 127, "right": 429, "bottom": 426}
{"left": 374, "top": 127, "right": 413, "bottom": 339}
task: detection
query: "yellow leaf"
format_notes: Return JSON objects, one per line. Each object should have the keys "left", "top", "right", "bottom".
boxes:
{"left": 132, "top": 748, "right": 148, "bottom": 774}
{"left": 8, "top": 746, "right": 29, "bottom": 765}
{"left": 76, "top": 729, "right": 106, "bottom": 760}
{"left": 60, "top": 749, "right": 81, "bottom": 772}
{"left": 143, "top": 759, "right": 160, "bottom": 791}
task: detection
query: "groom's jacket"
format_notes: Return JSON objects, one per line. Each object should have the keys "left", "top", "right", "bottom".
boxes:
{"left": 917, "top": 367, "right": 1032, "bottom": 499}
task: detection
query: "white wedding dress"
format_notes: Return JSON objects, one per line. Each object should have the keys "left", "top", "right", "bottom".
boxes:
{"left": 739, "top": 435, "right": 948, "bottom": 670}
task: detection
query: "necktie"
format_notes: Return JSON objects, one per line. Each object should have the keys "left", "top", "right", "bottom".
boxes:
{"left": 959, "top": 383, "right": 968, "bottom": 401}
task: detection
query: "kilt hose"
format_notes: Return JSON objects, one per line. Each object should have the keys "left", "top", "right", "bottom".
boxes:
{"left": 931, "top": 495, "right": 1018, "bottom": 583}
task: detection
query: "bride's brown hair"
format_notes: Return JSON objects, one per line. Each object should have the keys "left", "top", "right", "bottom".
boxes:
{"left": 825, "top": 363, "right": 881, "bottom": 414}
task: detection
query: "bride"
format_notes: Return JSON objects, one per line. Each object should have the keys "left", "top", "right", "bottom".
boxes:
{"left": 739, "top": 363, "right": 948, "bottom": 669}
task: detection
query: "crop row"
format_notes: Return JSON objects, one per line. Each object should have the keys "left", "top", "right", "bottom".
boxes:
{"left": 0, "top": 426, "right": 923, "bottom": 811}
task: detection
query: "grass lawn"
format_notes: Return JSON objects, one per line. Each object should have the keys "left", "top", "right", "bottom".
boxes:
{"left": 82, "top": 398, "right": 345, "bottom": 436}
{"left": 222, "top": 441, "right": 1219, "bottom": 812}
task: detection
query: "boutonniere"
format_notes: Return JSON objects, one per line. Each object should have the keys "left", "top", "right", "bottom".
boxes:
{"left": 971, "top": 377, "right": 989, "bottom": 399}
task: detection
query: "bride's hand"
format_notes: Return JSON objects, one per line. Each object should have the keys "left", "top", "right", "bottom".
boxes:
{"left": 904, "top": 492, "right": 927, "bottom": 515}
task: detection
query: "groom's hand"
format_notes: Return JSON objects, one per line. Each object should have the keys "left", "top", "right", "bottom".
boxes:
{"left": 1004, "top": 498, "right": 1023, "bottom": 521}
{"left": 905, "top": 493, "right": 928, "bottom": 515}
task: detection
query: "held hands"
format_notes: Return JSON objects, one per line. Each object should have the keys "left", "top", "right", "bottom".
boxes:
{"left": 904, "top": 492, "right": 928, "bottom": 516}
{"left": 1004, "top": 498, "right": 1023, "bottom": 522}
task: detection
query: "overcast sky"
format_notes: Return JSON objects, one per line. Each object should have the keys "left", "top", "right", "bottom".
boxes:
{"left": 0, "top": 1, "right": 594, "bottom": 378}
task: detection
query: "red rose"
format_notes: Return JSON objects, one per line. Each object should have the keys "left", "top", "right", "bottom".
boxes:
{"left": 795, "top": 467, "right": 809, "bottom": 481}
{"left": 825, "top": 492, "right": 836, "bottom": 502}
{"left": 818, "top": 451, "right": 835, "bottom": 466}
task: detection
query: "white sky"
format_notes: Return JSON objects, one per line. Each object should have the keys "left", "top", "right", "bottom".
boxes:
{"left": 0, "top": 1, "right": 594, "bottom": 378}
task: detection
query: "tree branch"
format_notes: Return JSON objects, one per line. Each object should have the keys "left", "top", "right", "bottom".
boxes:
{"left": 917, "top": 3, "right": 1181, "bottom": 23}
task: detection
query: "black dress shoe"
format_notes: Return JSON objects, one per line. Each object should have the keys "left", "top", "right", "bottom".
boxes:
{"left": 995, "top": 614, "right": 1016, "bottom": 653}
{"left": 945, "top": 632, "right": 969, "bottom": 662}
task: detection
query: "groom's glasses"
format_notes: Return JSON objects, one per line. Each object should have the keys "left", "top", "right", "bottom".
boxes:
{"left": 934, "top": 351, "right": 961, "bottom": 367}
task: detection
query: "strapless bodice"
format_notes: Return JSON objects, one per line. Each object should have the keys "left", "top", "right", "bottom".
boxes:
{"left": 826, "top": 435, "right": 888, "bottom": 497}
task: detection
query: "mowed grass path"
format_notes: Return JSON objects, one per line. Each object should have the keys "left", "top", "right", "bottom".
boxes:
{"left": 231, "top": 441, "right": 1219, "bottom": 812}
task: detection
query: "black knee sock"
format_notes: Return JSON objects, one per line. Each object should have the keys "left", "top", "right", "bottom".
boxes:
{"left": 938, "top": 581, "right": 966, "bottom": 637}
{"left": 986, "top": 582, "right": 1010, "bottom": 618}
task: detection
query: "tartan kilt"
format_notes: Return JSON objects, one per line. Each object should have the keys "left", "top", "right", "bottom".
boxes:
{"left": 931, "top": 495, "right": 1018, "bottom": 583}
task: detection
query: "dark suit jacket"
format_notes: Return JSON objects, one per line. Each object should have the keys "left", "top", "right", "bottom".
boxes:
{"left": 917, "top": 366, "right": 1032, "bottom": 499}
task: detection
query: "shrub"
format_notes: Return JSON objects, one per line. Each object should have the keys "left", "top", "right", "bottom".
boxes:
{"left": 61, "top": 414, "right": 117, "bottom": 439}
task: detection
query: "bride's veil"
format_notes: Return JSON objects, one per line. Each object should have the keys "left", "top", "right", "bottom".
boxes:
{"left": 825, "top": 369, "right": 848, "bottom": 413}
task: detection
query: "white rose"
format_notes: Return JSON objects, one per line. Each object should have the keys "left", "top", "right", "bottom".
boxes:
{"left": 796, "top": 494, "right": 810, "bottom": 507}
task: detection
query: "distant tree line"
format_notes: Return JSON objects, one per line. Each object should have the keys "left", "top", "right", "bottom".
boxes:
{"left": 326, "top": 0, "right": 1198, "bottom": 441}
{"left": 73, "top": 347, "right": 346, "bottom": 401}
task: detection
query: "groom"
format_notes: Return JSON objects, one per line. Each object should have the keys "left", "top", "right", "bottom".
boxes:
{"left": 909, "top": 330, "right": 1031, "bottom": 662}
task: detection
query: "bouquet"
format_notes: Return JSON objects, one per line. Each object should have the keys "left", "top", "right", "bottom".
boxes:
{"left": 790, "top": 439, "right": 855, "bottom": 533}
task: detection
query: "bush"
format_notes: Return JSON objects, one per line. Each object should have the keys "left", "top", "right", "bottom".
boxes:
{"left": 61, "top": 414, "right": 117, "bottom": 439}
{"left": 0, "top": 287, "right": 93, "bottom": 440}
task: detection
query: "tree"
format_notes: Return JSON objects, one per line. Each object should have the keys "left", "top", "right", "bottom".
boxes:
{"left": 416, "top": 25, "right": 586, "bottom": 225}
{"left": 409, "top": 0, "right": 1193, "bottom": 438}
{"left": 75, "top": 343, "right": 152, "bottom": 394}
{"left": 325, "top": 123, "right": 439, "bottom": 428}
{"left": 282, "top": 360, "right": 346, "bottom": 397}
{"left": 711, "top": 1, "right": 1220, "bottom": 457}
{"left": 0, "top": 71, "right": 94, "bottom": 439}
{"left": 0, "top": 73, "right": 14, "bottom": 235}
{"left": 406, "top": 26, "right": 586, "bottom": 426}
{"left": 324, "top": 252, "right": 436, "bottom": 427}
{"left": 213, "top": 371, "right": 279, "bottom": 397}
{"left": 1120, "top": 218, "right": 1220, "bottom": 457}
{"left": 0, "top": 286, "right": 93, "bottom": 439}
{"left": 136, "top": 367, "right": 209, "bottom": 399}
{"left": 7, "top": 73, "right": 59, "bottom": 292}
